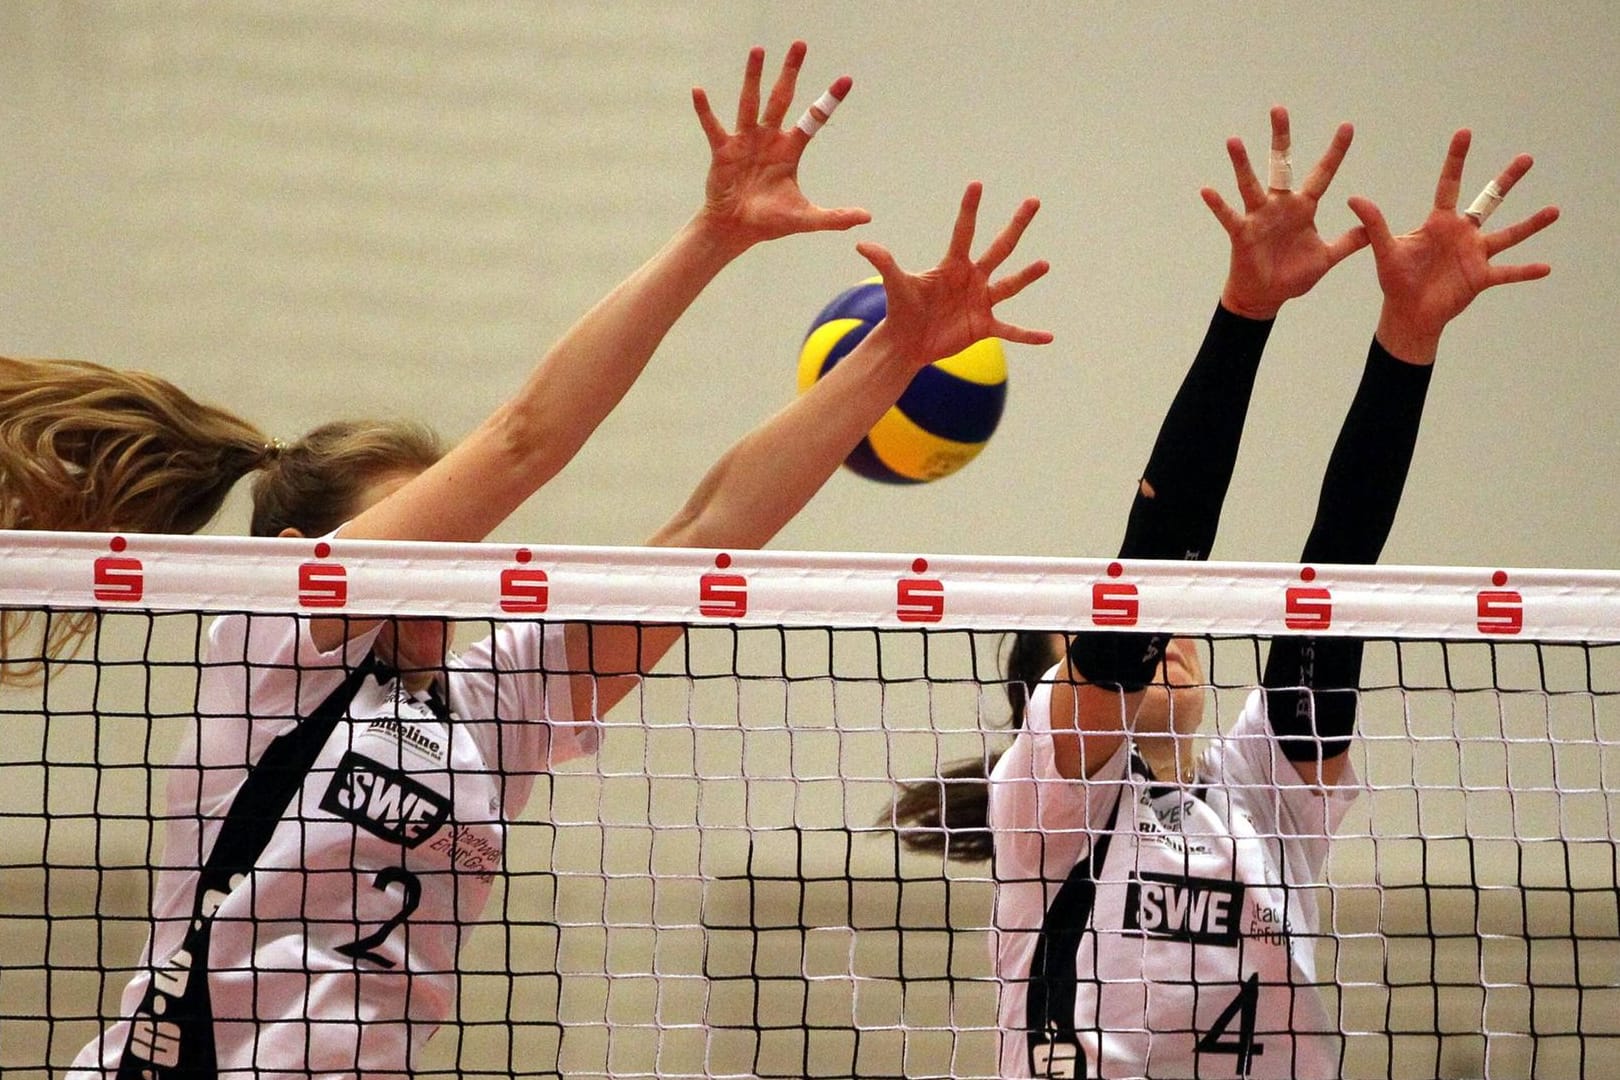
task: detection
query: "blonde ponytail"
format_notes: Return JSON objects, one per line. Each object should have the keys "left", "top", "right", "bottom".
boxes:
{"left": 1, "top": 355, "right": 271, "bottom": 533}
{"left": 3, "top": 355, "right": 448, "bottom": 685}
{"left": 1, "top": 355, "right": 271, "bottom": 683}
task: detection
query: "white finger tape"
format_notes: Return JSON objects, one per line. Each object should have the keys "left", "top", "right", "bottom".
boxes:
{"left": 1464, "top": 180, "right": 1506, "bottom": 224}
{"left": 1267, "top": 149, "right": 1293, "bottom": 191}
{"left": 795, "top": 88, "right": 844, "bottom": 137}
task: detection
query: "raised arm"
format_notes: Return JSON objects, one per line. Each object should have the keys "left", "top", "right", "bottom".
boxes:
{"left": 341, "top": 41, "right": 870, "bottom": 545}
{"left": 1052, "top": 108, "right": 1366, "bottom": 783}
{"left": 574, "top": 183, "right": 1050, "bottom": 714}
{"left": 1271, "top": 129, "right": 1559, "bottom": 787}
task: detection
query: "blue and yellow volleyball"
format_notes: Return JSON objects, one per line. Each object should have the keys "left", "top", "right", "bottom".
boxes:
{"left": 797, "top": 278, "right": 1007, "bottom": 484}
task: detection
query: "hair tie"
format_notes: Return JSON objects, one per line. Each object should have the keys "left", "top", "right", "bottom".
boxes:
{"left": 261, "top": 438, "right": 288, "bottom": 465}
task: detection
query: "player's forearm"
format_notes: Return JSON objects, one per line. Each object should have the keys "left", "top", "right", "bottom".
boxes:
{"left": 1129, "top": 303, "right": 1273, "bottom": 556}
{"left": 1069, "top": 305, "right": 1271, "bottom": 692}
{"left": 1298, "top": 338, "right": 1433, "bottom": 565}
{"left": 1263, "top": 338, "right": 1432, "bottom": 764}
{"left": 340, "top": 214, "right": 750, "bottom": 546}
{"left": 493, "top": 211, "right": 749, "bottom": 483}
{"left": 649, "top": 323, "right": 917, "bottom": 550}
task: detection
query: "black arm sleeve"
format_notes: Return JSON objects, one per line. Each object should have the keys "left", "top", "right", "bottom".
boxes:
{"left": 1068, "top": 305, "right": 1273, "bottom": 690}
{"left": 1265, "top": 338, "right": 1434, "bottom": 761}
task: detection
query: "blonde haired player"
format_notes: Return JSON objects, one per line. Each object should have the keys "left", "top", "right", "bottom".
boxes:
{"left": 0, "top": 43, "right": 1053, "bottom": 1078}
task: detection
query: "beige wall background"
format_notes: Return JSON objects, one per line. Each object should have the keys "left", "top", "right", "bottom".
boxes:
{"left": 5, "top": 2, "right": 1615, "bottom": 569}
{"left": 3, "top": 3, "right": 1617, "bottom": 1078}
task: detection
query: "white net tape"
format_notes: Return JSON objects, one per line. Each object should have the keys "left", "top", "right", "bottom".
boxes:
{"left": 1, "top": 531, "right": 1616, "bottom": 1078}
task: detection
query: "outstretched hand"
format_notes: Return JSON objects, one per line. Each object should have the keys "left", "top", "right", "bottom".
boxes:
{"left": 1203, "top": 106, "right": 1368, "bottom": 320}
{"left": 1349, "top": 129, "right": 1559, "bottom": 364}
{"left": 691, "top": 41, "right": 871, "bottom": 252}
{"left": 855, "top": 182, "right": 1052, "bottom": 371}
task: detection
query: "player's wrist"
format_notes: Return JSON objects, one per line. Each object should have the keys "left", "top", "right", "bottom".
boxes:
{"left": 684, "top": 207, "right": 758, "bottom": 264}
{"left": 1219, "top": 283, "right": 1282, "bottom": 323}
{"left": 1372, "top": 304, "right": 1441, "bottom": 366}
{"left": 847, "top": 321, "right": 928, "bottom": 385}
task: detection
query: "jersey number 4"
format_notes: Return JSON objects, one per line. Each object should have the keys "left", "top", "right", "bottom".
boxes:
{"left": 336, "top": 866, "right": 422, "bottom": 968}
{"left": 1196, "top": 973, "right": 1265, "bottom": 1075}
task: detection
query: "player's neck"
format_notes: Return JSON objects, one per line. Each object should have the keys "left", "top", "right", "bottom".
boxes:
{"left": 1136, "top": 736, "right": 1193, "bottom": 785}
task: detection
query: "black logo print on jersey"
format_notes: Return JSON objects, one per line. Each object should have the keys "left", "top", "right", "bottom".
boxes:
{"left": 320, "top": 751, "right": 451, "bottom": 848}
{"left": 1122, "top": 872, "right": 1245, "bottom": 947}
{"left": 360, "top": 716, "right": 447, "bottom": 765}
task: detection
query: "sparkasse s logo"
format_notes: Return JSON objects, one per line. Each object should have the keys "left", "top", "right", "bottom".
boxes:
{"left": 699, "top": 553, "right": 748, "bottom": 619}
{"left": 93, "top": 536, "right": 144, "bottom": 603}
{"left": 298, "top": 541, "right": 347, "bottom": 609}
{"left": 1092, "top": 562, "right": 1139, "bottom": 626}
{"left": 1477, "top": 570, "right": 1523, "bottom": 635}
{"left": 1284, "top": 566, "right": 1331, "bottom": 631}
{"left": 499, "top": 548, "right": 549, "bottom": 613}
{"left": 896, "top": 558, "right": 944, "bottom": 623}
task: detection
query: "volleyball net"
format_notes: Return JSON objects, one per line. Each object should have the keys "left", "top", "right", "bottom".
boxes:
{"left": 1, "top": 530, "right": 1616, "bottom": 1078}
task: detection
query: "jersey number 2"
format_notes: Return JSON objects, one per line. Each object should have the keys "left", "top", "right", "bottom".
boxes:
{"left": 1196, "top": 973, "right": 1264, "bottom": 1075}
{"left": 336, "top": 866, "right": 422, "bottom": 968}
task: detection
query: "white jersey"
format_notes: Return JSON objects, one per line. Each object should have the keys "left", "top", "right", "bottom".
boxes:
{"left": 987, "top": 671, "right": 1356, "bottom": 1080}
{"left": 72, "top": 611, "right": 592, "bottom": 1078}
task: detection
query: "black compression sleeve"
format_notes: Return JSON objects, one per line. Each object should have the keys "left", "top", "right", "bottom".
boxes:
{"left": 1068, "top": 305, "right": 1273, "bottom": 690}
{"left": 1266, "top": 338, "right": 1434, "bottom": 761}
{"left": 1119, "top": 305, "right": 1274, "bottom": 562}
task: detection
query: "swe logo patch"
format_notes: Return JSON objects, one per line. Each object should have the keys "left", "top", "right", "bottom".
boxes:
{"left": 1122, "top": 872, "right": 1245, "bottom": 947}
{"left": 320, "top": 752, "right": 451, "bottom": 848}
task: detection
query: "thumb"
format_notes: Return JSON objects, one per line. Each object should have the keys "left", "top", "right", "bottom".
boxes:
{"left": 1346, "top": 196, "right": 1394, "bottom": 256}
{"left": 856, "top": 241, "right": 901, "bottom": 280}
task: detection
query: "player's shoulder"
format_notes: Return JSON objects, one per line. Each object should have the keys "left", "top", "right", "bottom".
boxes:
{"left": 205, "top": 611, "right": 250, "bottom": 657}
{"left": 206, "top": 611, "right": 308, "bottom": 664}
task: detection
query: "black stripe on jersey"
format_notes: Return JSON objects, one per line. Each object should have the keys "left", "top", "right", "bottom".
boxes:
{"left": 369, "top": 659, "right": 454, "bottom": 724}
{"left": 198, "top": 652, "right": 384, "bottom": 885}
{"left": 116, "top": 651, "right": 381, "bottom": 1080}
{"left": 1130, "top": 750, "right": 1179, "bottom": 798}
{"left": 424, "top": 678, "right": 452, "bottom": 722}
{"left": 1024, "top": 792, "right": 1124, "bottom": 1078}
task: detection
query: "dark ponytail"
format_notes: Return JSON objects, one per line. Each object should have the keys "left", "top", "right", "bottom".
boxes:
{"left": 887, "top": 631, "right": 1060, "bottom": 862}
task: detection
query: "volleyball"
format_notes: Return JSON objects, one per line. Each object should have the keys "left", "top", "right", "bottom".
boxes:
{"left": 797, "top": 278, "right": 1007, "bottom": 484}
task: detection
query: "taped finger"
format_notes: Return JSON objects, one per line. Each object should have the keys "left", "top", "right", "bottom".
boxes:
{"left": 795, "top": 87, "right": 845, "bottom": 137}
{"left": 1464, "top": 180, "right": 1506, "bottom": 225}
{"left": 1268, "top": 148, "right": 1293, "bottom": 191}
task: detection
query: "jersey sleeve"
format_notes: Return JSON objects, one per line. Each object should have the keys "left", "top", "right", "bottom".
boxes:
{"left": 203, "top": 523, "right": 387, "bottom": 740}
{"left": 451, "top": 621, "right": 593, "bottom": 785}
{"left": 1211, "top": 689, "right": 1359, "bottom": 859}
{"left": 988, "top": 665, "right": 1131, "bottom": 884}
